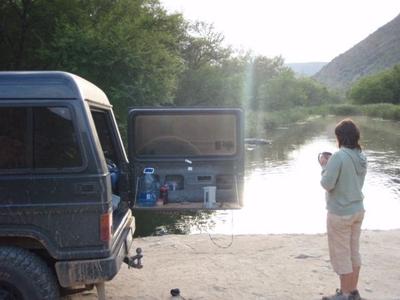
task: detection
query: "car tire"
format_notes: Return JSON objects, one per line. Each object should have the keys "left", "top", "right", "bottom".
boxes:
{"left": 0, "top": 246, "right": 60, "bottom": 300}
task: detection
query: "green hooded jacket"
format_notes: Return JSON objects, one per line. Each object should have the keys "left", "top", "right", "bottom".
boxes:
{"left": 321, "top": 147, "right": 367, "bottom": 216}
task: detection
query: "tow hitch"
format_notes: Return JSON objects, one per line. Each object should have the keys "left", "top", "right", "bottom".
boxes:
{"left": 124, "top": 248, "right": 143, "bottom": 269}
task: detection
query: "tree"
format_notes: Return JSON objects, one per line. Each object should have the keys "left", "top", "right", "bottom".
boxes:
{"left": 259, "top": 69, "right": 305, "bottom": 110}
{"left": 348, "top": 64, "right": 400, "bottom": 105}
{"left": 179, "top": 21, "right": 231, "bottom": 69}
{"left": 1, "top": 0, "right": 187, "bottom": 118}
{"left": 174, "top": 21, "right": 243, "bottom": 107}
{"left": 258, "top": 70, "right": 338, "bottom": 110}
{"left": 244, "top": 55, "right": 289, "bottom": 110}
{"left": 43, "top": 0, "right": 186, "bottom": 113}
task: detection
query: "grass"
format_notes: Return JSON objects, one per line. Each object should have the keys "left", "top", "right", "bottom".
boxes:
{"left": 246, "top": 103, "right": 400, "bottom": 135}
{"left": 360, "top": 103, "right": 400, "bottom": 120}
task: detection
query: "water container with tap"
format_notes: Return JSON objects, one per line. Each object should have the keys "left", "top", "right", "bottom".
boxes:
{"left": 138, "top": 167, "right": 159, "bottom": 207}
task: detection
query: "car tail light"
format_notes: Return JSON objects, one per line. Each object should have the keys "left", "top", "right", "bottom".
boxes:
{"left": 100, "top": 212, "right": 113, "bottom": 242}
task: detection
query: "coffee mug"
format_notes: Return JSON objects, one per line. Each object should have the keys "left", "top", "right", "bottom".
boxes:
{"left": 318, "top": 151, "right": 332, "bottom": 163}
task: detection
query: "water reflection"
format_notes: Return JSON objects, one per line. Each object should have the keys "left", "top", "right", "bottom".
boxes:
{"left": 133, "top": 210, "right": 214, "bottom": 237}
{"left": 134, "top": 116, "right": 400, "bottom": 236}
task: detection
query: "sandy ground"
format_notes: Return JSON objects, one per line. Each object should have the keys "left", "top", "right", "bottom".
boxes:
{"left": 68, "top": 230, "right": 400, "bottom": 300}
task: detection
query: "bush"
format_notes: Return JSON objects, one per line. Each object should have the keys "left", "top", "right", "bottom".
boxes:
{"left": 246, "top": 108, "right": 312, "bottom": 135}
{"left": 360, "top": 103, "right": 400, "bottom": 120}
{"left": 348, "top": 64, "right": 400, "bottom": 105}
{"left": 329, "top": 104, "right": 362, "bottom": 116}
{"left": 246, "top": 103, "right": 400, "bottom": 136}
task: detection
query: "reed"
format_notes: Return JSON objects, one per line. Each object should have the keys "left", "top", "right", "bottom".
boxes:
{"left": 360, "top": 103, "right": 400, "bottom": 120}
{"left": 245, "top": 103, "right": 400, "bottom": 135}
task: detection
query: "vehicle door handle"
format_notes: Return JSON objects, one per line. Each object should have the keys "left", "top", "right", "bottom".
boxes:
{"left": 75, "top": 183, "right": 97, "bottom": 195}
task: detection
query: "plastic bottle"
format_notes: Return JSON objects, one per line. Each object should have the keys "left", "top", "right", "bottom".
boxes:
{"left": 138, "top": 168, "right": 158, "bottom": 207}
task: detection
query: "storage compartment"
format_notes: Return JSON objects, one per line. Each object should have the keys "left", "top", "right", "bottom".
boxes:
{"left": 128, "top": 108, "right": 244, "bottom": 210}
{"left": 216, "top": 175, "right": 234, "bottom": 190}
{"left": 165, "top": 175, "right": 184, "bottom": 191}
{"left": 132, "top": 163, "right": 242, "bottom": 210}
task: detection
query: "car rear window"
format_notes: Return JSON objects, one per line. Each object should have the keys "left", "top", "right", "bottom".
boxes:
{"left": 0, "top": 107, "right": 29, "bottom": 169}
{"left": 0, "top": 106, "right": 83, "bottom": 171}
{"left": 133, "top": 114, "right": 237, "bottom": 157}
{"left": 33, "top": 107, "right": 82, "bottom": 169}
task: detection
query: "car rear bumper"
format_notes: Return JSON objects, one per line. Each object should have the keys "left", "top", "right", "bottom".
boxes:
{"left": 55, "top": 212, "right": 135, "bottom": 287}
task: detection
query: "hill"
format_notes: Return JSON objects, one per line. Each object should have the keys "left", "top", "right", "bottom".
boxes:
{"left": 286, "top": 62, "right": 327, "bottom": 76}
{"left": 314, "top": 13, "right": 400, "bottom": 91}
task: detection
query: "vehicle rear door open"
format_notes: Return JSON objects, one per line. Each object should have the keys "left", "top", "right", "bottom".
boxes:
{"left": 128, "top": 108, "right": 244, "bottom": 210}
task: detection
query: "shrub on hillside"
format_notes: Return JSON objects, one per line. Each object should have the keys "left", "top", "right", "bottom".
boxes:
{"left": 348, "top": 65, "right": 400, "bottom": 105}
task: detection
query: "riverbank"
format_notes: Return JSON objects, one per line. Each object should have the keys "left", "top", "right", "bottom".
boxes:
{"left": 245, "top": 103, "right": 400, "bottom": 134}
{"left": 69, "top": 230, "right": 400, "bottom": 300}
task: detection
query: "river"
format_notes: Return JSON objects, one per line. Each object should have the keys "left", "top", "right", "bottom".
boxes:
{"left": 133, "top": 116, "right": 400, "bottom": 236}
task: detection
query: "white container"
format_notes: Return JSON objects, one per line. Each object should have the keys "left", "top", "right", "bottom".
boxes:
{"left": 203, "top": 186, "right": 217, "bottom": 208}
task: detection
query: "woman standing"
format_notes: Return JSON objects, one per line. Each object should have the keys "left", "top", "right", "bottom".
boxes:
{"left": 319, "top": 119, "right": 367, "bottom": 300}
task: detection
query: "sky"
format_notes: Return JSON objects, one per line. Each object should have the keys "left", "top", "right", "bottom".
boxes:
{"left": 160, "top": 0, "right": 400, "bottom": 63}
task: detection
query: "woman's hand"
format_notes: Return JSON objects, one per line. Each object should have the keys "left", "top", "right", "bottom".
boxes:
{"left": 318, "top": 152, "right": 332, "bottom": 167}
